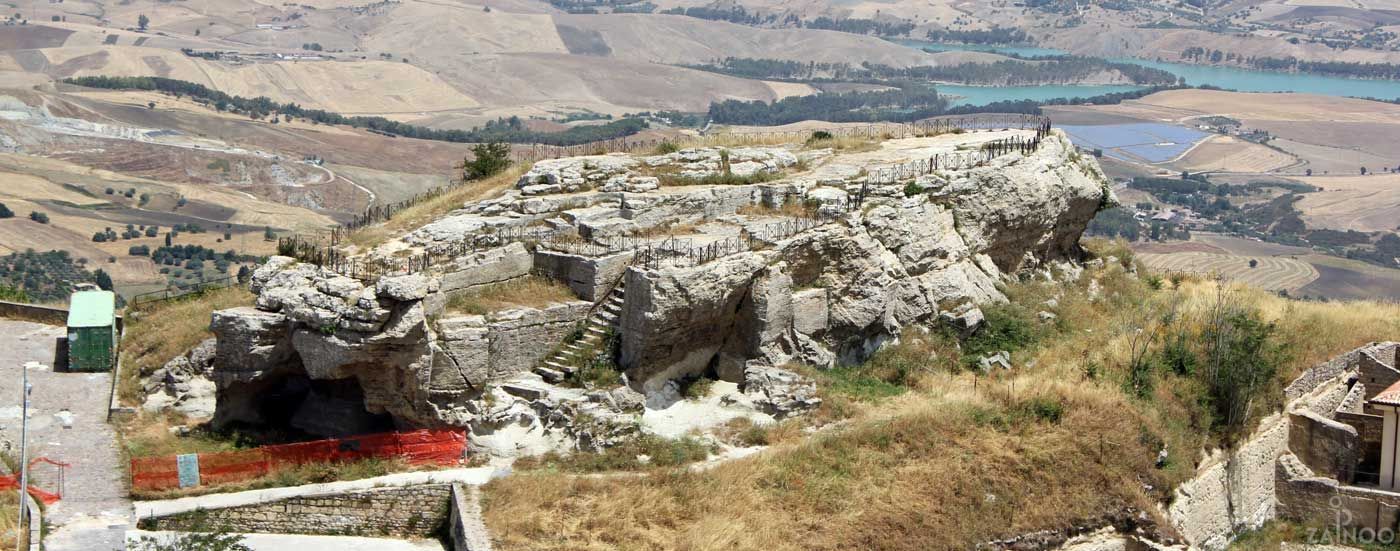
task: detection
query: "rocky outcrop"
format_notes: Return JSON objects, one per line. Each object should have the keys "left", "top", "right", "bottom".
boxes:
{"left": 619, "top": 134, "right": 1107, "bottom": 388}
{"left": 204, "top": 130, "right": 1108, "bottom": 452}
{"left": 142, "top": 338, "right": 219, "bottom": 419}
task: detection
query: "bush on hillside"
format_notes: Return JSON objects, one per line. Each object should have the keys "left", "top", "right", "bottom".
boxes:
{"left": 465, "top": 142, "right": 512, "bottom": 180}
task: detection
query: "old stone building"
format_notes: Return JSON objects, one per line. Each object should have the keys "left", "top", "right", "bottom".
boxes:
{"left": 1278, "top": 342, "right": 1400, "bottom": 532}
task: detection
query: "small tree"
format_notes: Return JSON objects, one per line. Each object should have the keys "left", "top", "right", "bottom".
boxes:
{"left": 465, "top": 142, "right": 512, "bottom": 180}
{"left": 137, "top": 14, "right": 149, "bottom": 30}
{"left": 95, "top": 269, "right": 113, "bottom": 291}
{"left": 1248, "top": 259, "right": 1258, "bottom": 268}
{"left": 29, "top": 211, "right": 48, "bottom": 224}
{"left": 0, "top": 203, "right": 12, "bottom": 218}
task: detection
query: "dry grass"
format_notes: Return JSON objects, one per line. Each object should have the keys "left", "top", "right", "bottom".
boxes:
{"left": 344, "top": 164, "right": 529, "bottom": 250}
{"left": 445, "top": 276, "right": 578, "bottom": 315}
{"left": 481, "top": 239, "right": 1400, "bottom": 550}
{"left": 118, "top": 286, "right": 253, "bottom": 406}
{"left": 802, "top": 135, "right": 881, "bottom": 153}
{"left": 736, "top": 201, "right": 818, "bottom": 219}
{"left": 0, "top": 490, "right": 24, "bottom": 549}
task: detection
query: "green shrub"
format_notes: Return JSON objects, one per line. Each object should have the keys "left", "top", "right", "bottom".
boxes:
{"left": 465, "top": 142, "right": 512, "bottom": 180}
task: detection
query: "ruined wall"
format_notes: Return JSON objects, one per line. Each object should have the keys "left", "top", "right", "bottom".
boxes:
{"left": 434, "top": 301, "right": 591, "bottom": 387}
{"left": 1361, "top": 351, "right": 1400, "bottom": 401}
{"left": 1167, "top": 414, "right": 1290, "bottom": 550}
{"left": 1289, "top": 409, "right": 1359, "bottom": 481}
{"left": 434, "top": 242, "right": 534, "bottom": 302}
{"left": 533, "top": 249, "right": 634, "bottom": 302}
{"left": 449, "top": 484, "right": 493, "bottom": 551}
{"left": 144, "top": 484, "right": 453, "bottom": 537}
{"left": 1276, "top": 454, "right": 1400, "bottom": 535}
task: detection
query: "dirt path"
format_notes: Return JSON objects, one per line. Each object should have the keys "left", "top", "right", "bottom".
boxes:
{"left": 0, "top": 320, "right": 130, "bottom": 551}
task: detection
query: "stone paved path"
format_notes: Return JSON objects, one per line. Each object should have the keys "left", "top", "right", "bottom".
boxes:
{"left": 0, "top": 321, "right": 130, "bottom": 551}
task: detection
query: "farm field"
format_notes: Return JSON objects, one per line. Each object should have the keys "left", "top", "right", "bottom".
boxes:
{"left": 1136, "top": 233, "right": 1400, "bottom": 301}
{"left": 1295, "top": 174, "right": 1400, "bottom": 233}
{"left": 1136, "top": 251, "right": 1319, "bottom": 292}
{"left": 1167, "top": 135, "right": 1297, "bottom": 173}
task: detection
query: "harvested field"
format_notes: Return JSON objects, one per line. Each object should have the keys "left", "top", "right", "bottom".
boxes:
{"left": 1131, "top": 241, "right": 1228, "bottom": 254}
{"left": 1295, "top": 174, "right": 1400, "bottom": 232}
{"left": 1270, "top": 137, "right": 1400, "bottom": 176}
{"left": 0, "top": 25, "right": 73, "bottom": 50}
{"left": 764, "top": 80, "right": 818, "bottom": 99}
{"left": 1169, "top": 135, "right": 1297, "bottom": 173}
{"left": 1299, "top": 259, "right": 1400, "bottom": 301}
{"left": 40, "top": 46, "right": 480, "bottom": 115}
{"left": 1137, "top": 251, "right": 1319, "bottom": 291}
{"left": 1191, "top": 232, "right": 1314, "bottom": 256}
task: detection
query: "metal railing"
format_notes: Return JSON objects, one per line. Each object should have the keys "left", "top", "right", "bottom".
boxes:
{"left": 129, "top": 275, "right": 245, "bottom": 308}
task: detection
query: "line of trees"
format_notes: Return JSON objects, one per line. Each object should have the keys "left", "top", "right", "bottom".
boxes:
{"left": 1180, "top": 47, "right": 1400, "bottom": 80}
{"left": 924, "top": 27, "right": 1029, "bottom": 44}
{"left": 707, "top": 85, "right": 950, "bottom": 126}
{"left": 62, "top": 76, "right": 650, "bottom": 146}
{"left": 687, "top": 56, "right": 1178, "bottom": 86}
{"left": 707, "top": 83, "right": 1184, "bottom": 126}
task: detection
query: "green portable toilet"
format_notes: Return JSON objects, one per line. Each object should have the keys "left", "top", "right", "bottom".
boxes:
{"left": 67, "top": 290, "right": 116, "bottom": 372}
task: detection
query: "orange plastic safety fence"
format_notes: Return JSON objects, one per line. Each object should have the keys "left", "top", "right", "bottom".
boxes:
{"left": 130, "top": 429, "right": 467, "bottom": 492}
{"left": 0, "top": 477, "right": 61, "bottom": 505}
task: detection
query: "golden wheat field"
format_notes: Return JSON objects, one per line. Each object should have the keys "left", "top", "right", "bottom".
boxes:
{"left": 1137, "top": 251, "right": 1319, "bottom": 291}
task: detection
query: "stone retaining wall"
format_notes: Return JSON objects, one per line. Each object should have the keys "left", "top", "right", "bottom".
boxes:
{"left": 143, "top": 484, "right": 453, "bottom": 537}
{"left": 449, "top": 483, "right": 493, "bottom": 551}
{"left": 1276, "top": 453, "right": 1400, "bottom": 535}
{"left": 532, "top": 249, "right": 634, "bottom": 302}
{"left": 435, "top": 301, "right": 591, "bottom": 387}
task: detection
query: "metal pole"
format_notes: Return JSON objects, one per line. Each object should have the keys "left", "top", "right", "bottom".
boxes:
{"left": 16, "top": 368, "right": 30, "bottom": 551}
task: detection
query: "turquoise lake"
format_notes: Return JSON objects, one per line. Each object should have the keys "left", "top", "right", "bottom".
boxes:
{"left": 892, "top": 39, "right": 1400, "bottom": 106}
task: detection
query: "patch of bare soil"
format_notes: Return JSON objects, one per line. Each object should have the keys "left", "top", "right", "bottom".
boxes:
{"left": 0, "top": 25, "right": 73, "bottom": 50}
{"left": 1299, "top": 263, "right": 1400, "bottom": 301}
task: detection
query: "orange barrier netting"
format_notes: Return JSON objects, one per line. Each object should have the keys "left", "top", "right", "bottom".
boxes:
{"left": 0, "top": 457, "right": 71, "bottom": 505}
{"left": 130, "top": 429, "right": 468, "bottom": 492}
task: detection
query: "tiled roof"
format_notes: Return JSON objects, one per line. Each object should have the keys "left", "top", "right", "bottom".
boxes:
{"left": 1372, "top": 378, "right": 1400, "bottom": 407}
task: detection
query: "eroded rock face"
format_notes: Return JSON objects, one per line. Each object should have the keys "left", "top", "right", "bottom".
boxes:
{"left": 206, "top": 131, "right": 1108, "bottom": 449}
{"left": 619, "top": 134, "right": 1109, "bottom": 389}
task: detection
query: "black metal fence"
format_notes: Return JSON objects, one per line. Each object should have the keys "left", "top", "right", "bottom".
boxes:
{"left": 129, "top": 275, "right": 245, "bottom": 308}
{"left": 863, "top": 133, "right": 1047, "bottom": 185}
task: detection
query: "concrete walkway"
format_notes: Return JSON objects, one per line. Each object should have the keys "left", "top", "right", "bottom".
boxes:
{"left": 0, "top": 321, "right": 130, "bottom": 551}
{"left": 136, "top": 466, "right": 501, "bottom": 519}
{"left": 127, "top": 530, "right": 447, "bottom": 550}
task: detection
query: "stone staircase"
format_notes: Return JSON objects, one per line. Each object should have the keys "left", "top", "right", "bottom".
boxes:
{"left": 532, "top": 279, "right": 627, "bottom": 384}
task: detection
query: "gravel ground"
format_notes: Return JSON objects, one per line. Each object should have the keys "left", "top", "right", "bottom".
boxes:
{"left": 0, "top": 320, "right": 130, "bottom": 551}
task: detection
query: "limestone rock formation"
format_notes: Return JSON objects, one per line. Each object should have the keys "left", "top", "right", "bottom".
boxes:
{"left": 142, "top": 338, "right": 219, "bottom": 419}
{"left": 201, "top": 129, "right": 1110, "bottom": 455}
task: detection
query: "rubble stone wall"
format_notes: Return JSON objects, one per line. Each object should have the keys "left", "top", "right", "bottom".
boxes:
{"left": 144, "top": 484, "right": 453, "bottom": 537}
{"left": 1289, "top": 409, "right": 1359, "bottom": 481}
{"left": 1276, "top": 454, "right": 1400, "bottom": 534}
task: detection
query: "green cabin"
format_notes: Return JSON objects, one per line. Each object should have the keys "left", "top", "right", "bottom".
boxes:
{"left": 67, "top": 290, "right": 116, "bottom": 372}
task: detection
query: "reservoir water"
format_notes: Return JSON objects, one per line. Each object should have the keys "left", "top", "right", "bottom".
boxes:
{"left": 893, "top": 39, "right": 1400, "bottom": 106}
